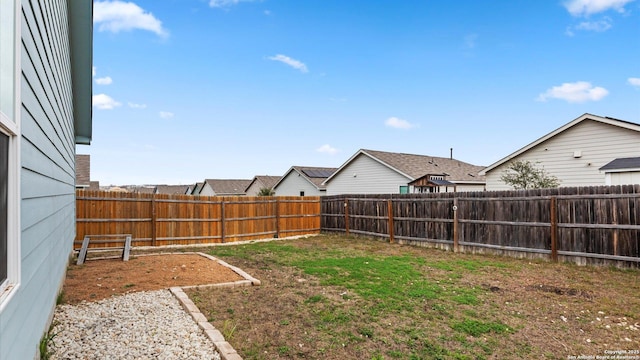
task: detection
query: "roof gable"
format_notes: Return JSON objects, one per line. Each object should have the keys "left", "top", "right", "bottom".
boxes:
{"left": 155, "top": 185, "right": 190, "bottom": 195}
{"left": 480, "top": 113, "right": 640, "bottom": 175}
{"left": 204, "top": 179, "right": 252, "bottom": 195}
{"left": 246, "top": 175, "right": 281, "bottom": 191}
{"left": 273, "top": 166, "right": 338, "bottom": 190}
{"left": 323, "top": 149, "right": 485, "bottom": 185}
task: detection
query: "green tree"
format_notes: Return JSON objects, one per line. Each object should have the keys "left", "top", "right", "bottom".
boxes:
{"left": 257, "top": 187, "right": 275, "bottom": 196}
{"left": 500, "top": 160, "right": 560, "bottom": 190}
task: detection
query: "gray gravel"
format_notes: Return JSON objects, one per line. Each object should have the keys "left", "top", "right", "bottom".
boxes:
{"left": 49, "top": 290, "right": 221, "bottom": 360}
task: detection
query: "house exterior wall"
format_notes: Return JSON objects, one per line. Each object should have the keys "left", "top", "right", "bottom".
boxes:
{"left": 0, "top": 2, "right": 78, "bottom": 358}
{"left": 325, "top": 154, "right": 411, "bottom": 196}
{"left": 485, "top": 120, "right": 640, "bottom": 190}
{"left": 200, "top": 183, "right": 215, "bottom": 196}
{"left": 607, "top": 172, "right": 640, "bottom": 185}
{"left": 245, "top": 181, "right": 264, "bottom": 196}
{"left": 274, "top": 171, "right": 324, "bottom": 196}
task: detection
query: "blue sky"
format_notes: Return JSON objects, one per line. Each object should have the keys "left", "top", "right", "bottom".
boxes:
{"left": 83, "top": 0, "right": 640, "bottom": 186}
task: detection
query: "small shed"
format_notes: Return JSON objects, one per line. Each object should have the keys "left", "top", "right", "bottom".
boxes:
{"left": 599, "top": 157, "right": 640, "bottom": 185}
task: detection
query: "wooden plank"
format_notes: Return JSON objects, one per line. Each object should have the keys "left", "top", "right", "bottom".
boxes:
{"left": 221, "top": 202, "right": 226, "bottom": 243}
{"left": 151, "top": 197, "right": 157, "bottom": 246}
{"left": 550, "top": 196, "right": 558, "bottom": 262}
{"left": 453, "top": 198, "right": 459, "bottom": 253}
{"left": 388, "top": 199, "right": 395, "bottom": 244}
{"left": 275, "top": 198, "right": 280, "bottom": 238}
{"left": 612, "top": 200, "right": 618, "bottom": 256}
{"left": 344, "top": 200, "right": 350, "bottom": 236}
{"left": 76, "top": 235, "right": 90, "bottom": 265}
{"left": 557, "top": 250, "right": 640, "bottom": 263}
{"left": 558, "top": 223, "right": 640, "bottom": 230}
{"left": 122, "top": 235, "right": 131, "bottom": 261}
{"left": 457, "top": 219, "right": 551, "bottom": 227}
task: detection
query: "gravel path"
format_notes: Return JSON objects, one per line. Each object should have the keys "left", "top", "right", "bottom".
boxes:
{"left": 49, "top": 290, "right": 221, "bottom": 360}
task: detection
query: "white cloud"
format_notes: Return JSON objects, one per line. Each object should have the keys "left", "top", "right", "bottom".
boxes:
{"left": 128, "top": 102, "right": 147, "bottom": 109}
{"left": 95, "top": 76, "right": 113, "bottom": 85}
{"left": 576, "top": 18, "right": 612, "bottom": 31}
{"left": 385, "top": 117, "right": 418, "bottom": 129}
{"left": 316, "top": 144, "right": 339, "bottom": 155}
{"left": 536, "top": 81, "right": 609, "bottom": 103}
{"left": 92, "top": 66, "right": 97, "bottom": 77}
{"left": 94, "top": 1, "right": 168, "bottom": 37}
{"left": 566, "top": 17, "right": 613, "bottom": 35}
{"left": 209, "top": 0, "right": 258, "bottom": 8}
{"left": 159, "top": 111, "right": 174, "bottom": 119}
{"left": 563, "top": 0, "right": 635, "bottom": 17}
{"left": 566, "top": 16, "right": 613, "bottom": 36}
{"left": 268, "top": 54, "right": 308, "bottom": 73}
{"left": 628, "top": 77, "right": 640, "bottom": 87}
{"left": 92, "top": 94, "right": 122, "bottom": 110}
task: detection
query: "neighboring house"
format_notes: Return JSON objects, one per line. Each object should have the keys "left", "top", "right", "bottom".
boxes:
{"left": 75, "top": 154, "right": 90, "bottom": 189}
{"left": 200, "top": 179, "right": 252, "bottom": 196}
{"left": 272, "top": 166, "right": 338, "bottom": 196}
{"left": 479, "top": 113, "right": 640, "bottom": 190}
{"left": 191, "top": 182, "right": 205, "bottom": 195}
{"left": 132, "top": 186, "right": 156, "bottom": 194}
{"left": 0, "top": 2, "right": 93, "bottom": 359}
{"left": 323, "top": 149, "right": 485, "bottom": 196}
{"left": 245, "top": 175, "right": 281, "bottom": 196}
{"left": 154, "top": 185, "right": 192, "bottom": 195}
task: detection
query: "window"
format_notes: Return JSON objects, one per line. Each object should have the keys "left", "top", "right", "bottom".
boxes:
{"left": 399, "top": 186, "right": 409, "bottom": 194}
{"left": 0, "top": 0, "right": 20, "bottom": 309}
{"left": 0, "top": 133, "right": 7, "bottom": 285}
{"left": 299, "top": 191, "right": 305, "bottom": 196}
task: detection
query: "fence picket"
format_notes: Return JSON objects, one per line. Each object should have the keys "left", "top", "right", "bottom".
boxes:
{"left": 76, "top": 191, "right": 320, "bottom": 248}
{"left": 320, "top": 185, "right": 640, "bottom": 267}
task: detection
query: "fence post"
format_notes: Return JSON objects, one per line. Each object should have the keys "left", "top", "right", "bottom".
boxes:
{"left": 151, "top": 196, "right": 157, "bottom": 246}
{"left": 453, "top": 198, "right": 459, "bottom": 253}
{"left": 550, "top": 196, "right": 558, "bottom": 262}
{"left": 612, "top": 200, "right": 618, "bottom": 256}
{"left": 344, "top": 199, "right": 350, "bottom": 236}
{"left": 221, "top": 201, "right": 226, "bottom": 243}
{"left": 387, "top": 199, "right": 394, "bottom": 243}
{"left": 275, "top": 198, "right": 281, "bottom": 238}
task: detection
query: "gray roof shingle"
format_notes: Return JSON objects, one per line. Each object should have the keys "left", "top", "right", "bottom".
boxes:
{"left": 360, "top": 149, "right": 485, "bottom": 182}
{"left": 205, "top": 179, "right": 252, "bottom": 195}
{"left": 155, "top": 185, "right": 191, "bottom": 195}
{"left": 248, "top": 175, "right": 281, "bottom": 191}
{"left": 599, "top": 157, "right": 640, "bottom": 171}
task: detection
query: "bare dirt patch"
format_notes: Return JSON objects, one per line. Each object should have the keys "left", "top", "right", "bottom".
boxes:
{"left": 62, "top": 253, "right": 244, "bottom": 304}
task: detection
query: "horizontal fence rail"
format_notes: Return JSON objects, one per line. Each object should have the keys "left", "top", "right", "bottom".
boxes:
{"left": 76, "top": 190, "right": 321, "bottom": 249}
{"left": 321, "top": 185, "right": 640, "bottom": 267}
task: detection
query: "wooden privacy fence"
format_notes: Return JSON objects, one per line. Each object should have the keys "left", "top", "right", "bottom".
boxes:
{"left": 76, "top": 190, "right": 321, "bottom": 249}
{"left": 321, "top": 185, "right": 640, "bottom": 266}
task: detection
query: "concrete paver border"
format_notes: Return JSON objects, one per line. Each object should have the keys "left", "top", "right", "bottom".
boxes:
{"left": 165, "top": 252, "right": 260, "bottom": 360}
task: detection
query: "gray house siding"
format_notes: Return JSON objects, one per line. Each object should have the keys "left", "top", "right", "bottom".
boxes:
{"left": 325, "top": 155, "right": 411, "bottom": 196}
{"left": 274, "top": 172, "right": 324, "bottom": 196}
{"left": 0, "top": 2, "right": 80, "bottom": 358}
{"left": 484, "top": 119, "right": 640, "bottom": 190}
